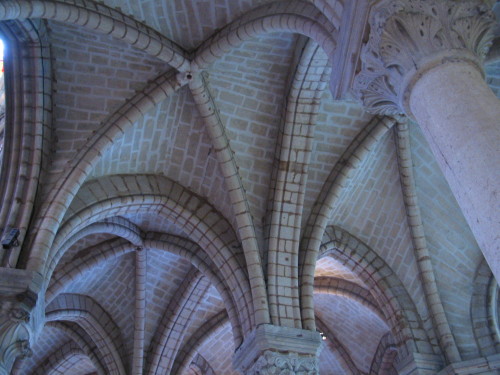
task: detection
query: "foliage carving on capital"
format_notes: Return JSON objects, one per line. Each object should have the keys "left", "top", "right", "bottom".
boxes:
{"left": 353, "top": 0, "right": 496, "bottom": 115}
{"left": 249, "top": 350, "right": 319, "bottom": 375}
{"left": 0, "top": 299, "right": 32, "bottom": 374}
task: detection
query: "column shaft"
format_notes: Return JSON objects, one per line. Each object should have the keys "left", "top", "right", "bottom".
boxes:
{"left": 409, "top": 62, "right": 500, "bottom": 280}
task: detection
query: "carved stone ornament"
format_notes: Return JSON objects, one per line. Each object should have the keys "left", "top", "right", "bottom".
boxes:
{"left": 0, "top": 299, "right": 32, "bottom": 374}
{"left": 248, "top": 350, "right": 319, "bottom": 375}
{"left": 353, "top": 0, "right": 496, "bottom": 115}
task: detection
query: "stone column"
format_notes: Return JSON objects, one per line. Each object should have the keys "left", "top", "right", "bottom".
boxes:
{"left": 354, "top": 0, "right": 500, "bottom": 281}
{"left": 233, "top": 325, "right": 323, "bottom": 374}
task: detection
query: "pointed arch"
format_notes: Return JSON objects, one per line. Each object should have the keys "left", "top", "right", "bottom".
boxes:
{"left": 46, "top": 232, "right": 244, "bottom": 347}
{"left": 0, "top": 0, "right": 189, "bottom": 69}
{"left": 264, "top": 38, "right": 331, "bottom": 328}
{"left": 33, "top": 342, "right": 95, "bottom": 375}
{"left": 0, "top": 19, "right": 51, "bottom": 268}
{"left": 45, "top": 174, "right": 253, "bottom": 338}
{"left": 145, "top": 271, "right": 211, "bottom": 375}
{"left": 47, "top": 321, "right": 107, "bottom": 375}
{"left": 300, "top": 116, "right": 395, "bottom": 330}
{"left": 24, "top": 69, "right": 181, "bottom": 277}
{"left": 316, "top": 317, "right": 364, "bottom": 375}
{"left": 46, "top": 294, "right": 126, "bottom": 375}
{"left": 193, "top": 1, "right": 337, "bottom": 69}
{"left": 189, "top": 354, "right": 216, "bottom": 375}
{"left": 314, "top": 276, "right": 384, "bottom": 320}
{"left": 319, "top": 226, "right": 434, "bottom": 359}
{"left": 369, "top": 333, "right": 398, "bottom": 375}
{"left": 170, "top": 310, "right": 228, "bottom": 375}
{"left": 471, "top": 259, "right": 500, "bottom": 357}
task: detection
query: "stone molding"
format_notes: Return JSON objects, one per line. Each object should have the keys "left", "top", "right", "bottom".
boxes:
{"left": 233, "top": 325, "right": 323, "bottom": 374}
{"left": 437, "top": 353, "right": 500, "bottom": 374}
{"left": 353, "top": 0, "right": 496, "bottom": 115}
{"left": 395, "top": 352, "right": 442, "bottom": 375}
{"left": 329, "top": 0, "right": 372, "bottom": 99}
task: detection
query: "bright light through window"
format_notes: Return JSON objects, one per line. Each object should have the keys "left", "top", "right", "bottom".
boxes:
{"left": 0, "top": 39, "right": 3, "bottom": 73}
{"left": 0, "top": 39, "right": 3, "bottom": 74}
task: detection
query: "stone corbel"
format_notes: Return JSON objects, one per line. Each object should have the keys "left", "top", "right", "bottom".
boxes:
{"left": 353, "top": 0, "right": 496, "bottom": 116}
{"left": 0, "top": 298, "right": 33, "bottom": 375}
{"left": 0, "top": 268, "right": 42, "bottom": 375}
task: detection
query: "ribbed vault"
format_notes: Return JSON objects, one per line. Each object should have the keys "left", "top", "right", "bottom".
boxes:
{"left": 0, "top": 0, "right": 498, "bottom": 374}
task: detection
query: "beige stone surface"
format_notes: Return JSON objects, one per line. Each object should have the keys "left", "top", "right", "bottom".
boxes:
{"left": 0, "top": 0, "right": 498, "bottom": 374}
{"left": 410, "top": 62, "right": 500, "bottom": 284}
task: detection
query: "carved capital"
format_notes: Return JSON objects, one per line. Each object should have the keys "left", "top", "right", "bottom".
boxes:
{"left": 249, "top": 350, "right": 319, "bottom": 375}
{"left": 9, "top": 308, "right": 30, "bottom": 323}
{"left": 353, "top": 0, "right": 495, "bottom": 115}
{"left": 0, "top": 298, "right": 32, "bottom": 374}
{"left": 233, "top": 325, "right": 323, "bottom": 374}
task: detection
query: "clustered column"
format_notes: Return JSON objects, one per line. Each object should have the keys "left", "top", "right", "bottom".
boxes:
{"left": 354, "top": 0, "right": 500, "bottom": 281}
